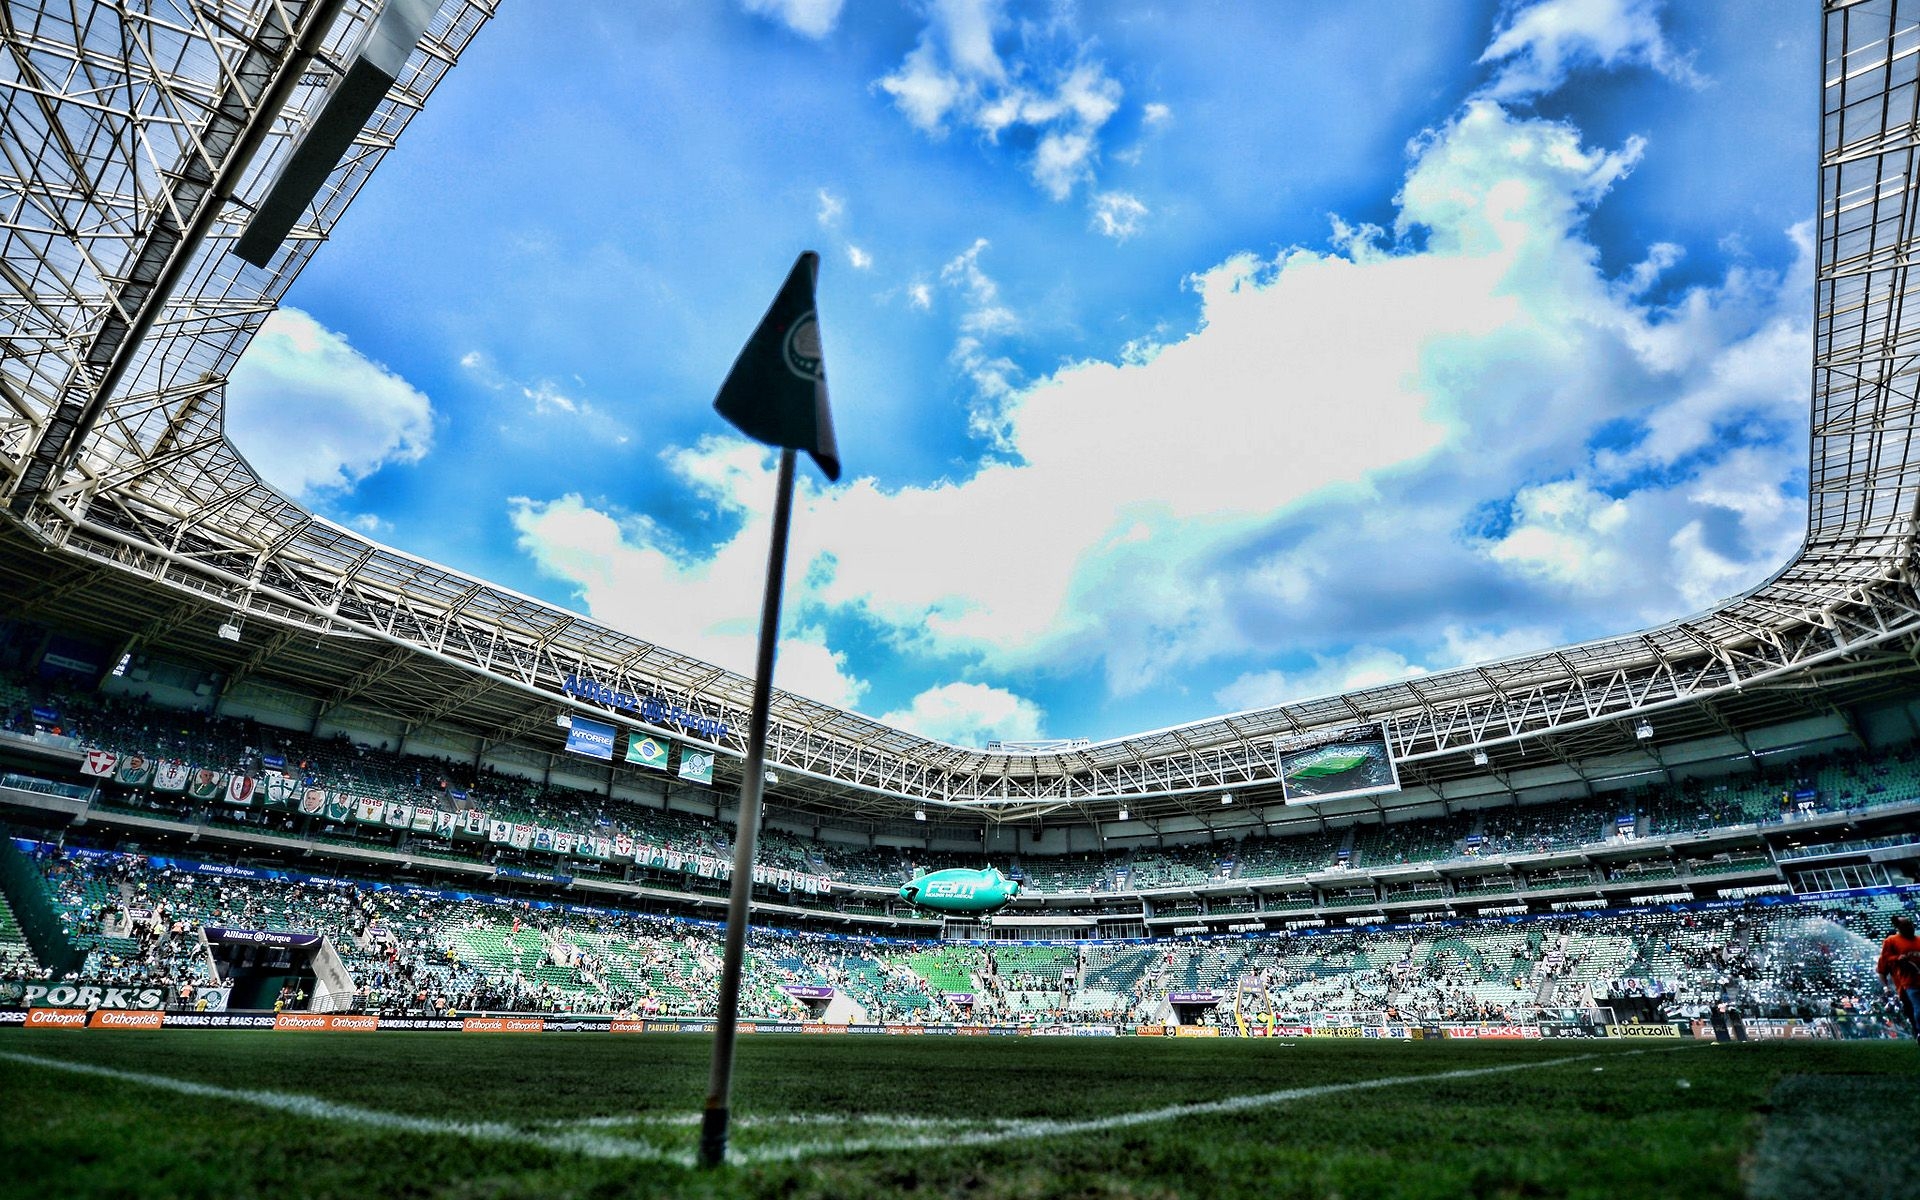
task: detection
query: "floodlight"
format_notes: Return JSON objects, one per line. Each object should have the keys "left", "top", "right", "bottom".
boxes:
{"left": 764, "top": 770, "right": 780, "bottom": 785}
{"left": 1635, "top": 720, "right": 1654, "bottom": 741}
{"left": 913, "top": 809, "right": 926, "bottom": 821}
{"left": 1118, "top": 808, "right": 1129, "bottom": 821}
{"left": 216, "top": 622, "right": 242, "bottom": 642}
{"left": 1221, "top": 792, "right": 1234, "bottom": 805}
{"left": 1472, "top": 749, "right": 1489, "bottom": 766}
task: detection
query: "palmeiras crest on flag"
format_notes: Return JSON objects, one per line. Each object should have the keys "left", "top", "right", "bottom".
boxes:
{"left": 784, "top": 311, "right": 822, "bottom": 382}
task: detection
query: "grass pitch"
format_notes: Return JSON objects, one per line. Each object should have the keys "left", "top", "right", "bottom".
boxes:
{"left": 1, "top": 1032, "right": 1915, "bottom": 1199}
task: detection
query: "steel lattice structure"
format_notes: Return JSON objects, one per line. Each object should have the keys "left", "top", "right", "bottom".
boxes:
{"left": 1, "top": 0, "right": 1918, "bottom": 829}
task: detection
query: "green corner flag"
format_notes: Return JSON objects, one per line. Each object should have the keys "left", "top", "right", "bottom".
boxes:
{"left": 713, "top": 250, "right": 840, "bottom": 481}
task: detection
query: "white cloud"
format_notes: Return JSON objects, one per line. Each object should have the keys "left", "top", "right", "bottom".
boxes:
{"left": 513, "top": 6, "right": 1811, "bottom": 732}
{"left": 879, "top": 681, "right": 1045, "bottom": 747}
{"left": 1090, "top": 191, "right": 1148, "bottom": 241}
{"left": 846, "top": 244, "right": 873, "bottom": 270}
{"left": 460, "top": 351, "right": 629, "bottom": 442}
{"left": 939, "top": 239, "right": 1022, "bottom": 407}
{"left": 741, "top": 0, "right": 845, "bottom": 39}
{"left": 225, "top": 308, "right": 433, "bottom": 498}
{"left": 1486, "top": 478, "right": 1631, "bottom": 589}
{"left": 1142, "top": 102, "right": 1171, "bottom": 126}
{"left": 875, "top": 2, "right": 1124, "bottom": 200}
{"left": 907, "top": 281, "right": 934, "bottom": 311}
{"left": 1479, "top": 0, "right": 1700, "bottom": 100}
{"left": 1215, "top": 648, "right": 1428, "bottom": 713}
{"left": 509, "top": 481, "right": 868, "bottom": 711}
{"left": 815, "top": 188, "right": 845, "bottom": 226}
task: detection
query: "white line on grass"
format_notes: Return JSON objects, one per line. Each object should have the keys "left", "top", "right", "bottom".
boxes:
{"left": 0, "top": 1045, "right": 1696, "bottom": 1168}
{"left": 540, "top": 1111, "right": 1039, "bottom": 1131}
{"left": 730, "top": 1047, "right": 1697, "bottom": 1165}
{"left": 0, "top": 1050, "right": 693, "bottom": 1166}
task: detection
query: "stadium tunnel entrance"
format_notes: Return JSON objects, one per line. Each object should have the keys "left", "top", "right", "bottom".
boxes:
{"left": 203, "top": 927, "right": 349, "bottom": 1011}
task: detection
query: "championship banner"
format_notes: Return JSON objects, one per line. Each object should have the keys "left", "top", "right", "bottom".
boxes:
{"left": 187, "top": 768, "right": 225, "bottom": 801}
{"left": 590, "top": 837, "right": 612, "bottom": 860}
{"left": 224, "top": 775, "right": 257, "bottom": 806}
{"left": 488, "top": 819, "right": 512, "bottom": 844}
{"left": 678, "top": 748, "right": 715, "bottom": 785}
{"left": 79, "top": 749, "right": 116, "bottom": 778}
{"left": 461, "top": 811, "right": 488, "bottom": 839}
{"left": 114, "top": 753, "right": 153, "bottom": 786}
{"left": 154, "top": 759, "right": 190, "bottom": 792}
{"left": 554, "top": 831, "right": 576, "bottom": 855}
{"left": 563, "top": 715, "right": 617, "bottom": 761}
{"left": 412, "top": 806, "right": 436, "bottom": 833}
{"left": 533, "top": 828, "right": 555, "bottom": 853}
{"left": 386, "top": 802, "right": 413, "bottom": 828}
{"left": 510, "top": 824, "right": 533, "bottom": 850}
{"left": 625, "top": 733, "right": 671, "bottom": 771}
{"left": 354, "top": 797, "right": 386, "bottom": 825}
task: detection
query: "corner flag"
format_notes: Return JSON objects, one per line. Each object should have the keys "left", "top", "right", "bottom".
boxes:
{"left": 713, "top": 250, "right": 840, "bottom": 481}
{"left": 699, "top": 252, "right": 843, "bottom": 1169}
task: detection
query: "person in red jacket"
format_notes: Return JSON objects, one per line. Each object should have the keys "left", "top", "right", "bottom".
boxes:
{"left": 1876, "top": 913, "right": 1920, "bottom": 1044}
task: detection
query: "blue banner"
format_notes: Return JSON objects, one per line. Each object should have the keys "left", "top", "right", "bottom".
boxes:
{"left": 564, "top": 715, "right": 617, "bottom": 760}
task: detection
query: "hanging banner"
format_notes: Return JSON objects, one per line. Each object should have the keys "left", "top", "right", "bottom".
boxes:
{"left": 625, "top": 734, "right": 671, "bottom": 771}
{"left": 114, "top": 753, "right": 154, "bottom": 786}
{"left": 263, "top": 774, "right": 299, "bottom": 809}
{"left": 678, "top": 749, "right": 715, "bottom": 785}
{"left": 154, "top": 760, "right": 190, "bottom": 792}
{"left": 564, "top": 715, "right": 617, "bottom": 761}
{"left": 224, "top": 775, "right": 257, "bottom": 806}
{"left": 188, "top": 769, "right": 226, "bottom": 801}
{"left": 80, "top": 750, "right": 117, "bottom": 778}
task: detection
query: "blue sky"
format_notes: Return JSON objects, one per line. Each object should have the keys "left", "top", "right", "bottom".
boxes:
{"left": 225, "top": 0, "right": 1819, "bottom": 746}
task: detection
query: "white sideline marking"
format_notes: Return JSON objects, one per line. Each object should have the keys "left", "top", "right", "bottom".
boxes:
{"left": 0, "top": 1050, "right": 691, "bottom": 1166}
{"left": 0, "top": 1046, "right": 1691, "bottom": 1168}
{"left": 542, "top": 1111, "right": 1035, "bottom": 1130}
{"left": 730, "top": 1048, "right": 1691, "bottom": 1165}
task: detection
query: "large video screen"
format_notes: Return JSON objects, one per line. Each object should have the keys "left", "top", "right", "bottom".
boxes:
{"left": 1275, "top": 724, "right": 1401, "bottom": 804}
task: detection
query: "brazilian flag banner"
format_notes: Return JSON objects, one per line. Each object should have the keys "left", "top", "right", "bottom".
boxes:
{"left": 625, "top": 733, "right": 671, "bottom": 771}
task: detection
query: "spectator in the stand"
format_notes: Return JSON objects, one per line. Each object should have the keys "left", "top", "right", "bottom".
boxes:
{"left": 1875, "top": 913, "right": 1920, "bottom": 1044}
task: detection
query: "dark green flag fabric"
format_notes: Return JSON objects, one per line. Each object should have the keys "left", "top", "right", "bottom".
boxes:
{"left": 713, "top": 251, "right": 841, "bottom": 481}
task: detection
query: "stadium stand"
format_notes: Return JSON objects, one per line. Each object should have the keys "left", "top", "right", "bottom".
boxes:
{"left": 7, "top": 672, "right": 1919, "bottom": 930}
{"left": 5, "top": 833, "right": 1909, "bottom": 1033}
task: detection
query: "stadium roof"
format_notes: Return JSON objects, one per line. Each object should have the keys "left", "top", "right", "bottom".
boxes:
{"left": 2, "top": 0, "right": 1919, "bottom": 829}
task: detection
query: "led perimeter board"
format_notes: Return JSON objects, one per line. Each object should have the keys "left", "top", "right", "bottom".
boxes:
{"left": 1275, "top": 723, "right": 1402, "bottom": 805}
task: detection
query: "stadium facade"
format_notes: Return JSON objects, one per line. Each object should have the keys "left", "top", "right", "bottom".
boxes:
{"left": 0, "top": 0, "right": 1915, "bottom": 1029}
